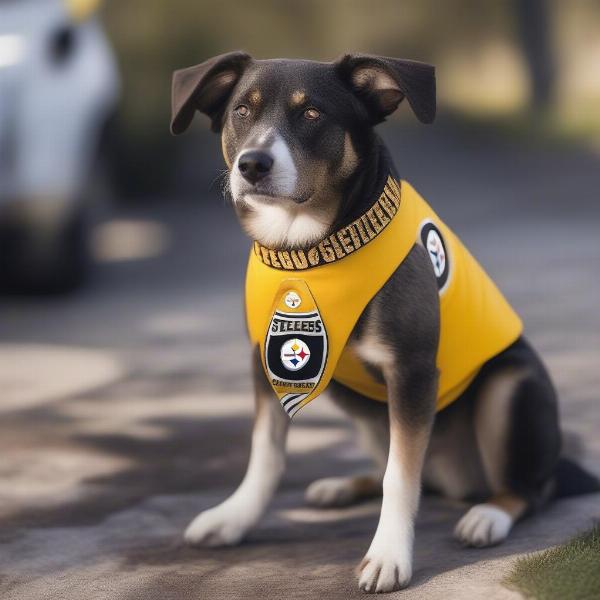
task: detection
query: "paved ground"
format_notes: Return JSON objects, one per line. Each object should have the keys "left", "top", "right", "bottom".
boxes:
{"left": 1, "top": 123, "right": 599, "bottom": 599}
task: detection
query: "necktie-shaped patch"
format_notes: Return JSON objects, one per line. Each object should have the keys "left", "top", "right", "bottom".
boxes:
{"left": 263, "top": 279, "right": 328, "bottom": 417}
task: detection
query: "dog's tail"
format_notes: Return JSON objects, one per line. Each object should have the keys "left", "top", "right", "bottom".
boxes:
{"left": 554, "top": 457, "right": 600, "bottom": 498}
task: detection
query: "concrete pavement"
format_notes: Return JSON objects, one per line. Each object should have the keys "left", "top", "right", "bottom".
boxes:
{"left": 1, "top": 124, "right": 599, "bottom": 599}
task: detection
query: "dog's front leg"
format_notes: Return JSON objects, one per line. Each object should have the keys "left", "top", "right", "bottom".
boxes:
{"left": 358, "top": 364, "right": 437, "bottom": 593}
{"left": 185, "top": 348, "right": 289, "bottom": 547}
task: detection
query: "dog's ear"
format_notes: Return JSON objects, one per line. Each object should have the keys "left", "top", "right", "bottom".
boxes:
{"left": 171, "top": 51, "right": 251, "bottom": 135}
{"left": 335, "top": 54, "right": 436, "bottom": 124}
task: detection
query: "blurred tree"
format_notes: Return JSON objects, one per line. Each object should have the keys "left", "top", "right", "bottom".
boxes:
{"left": 514, "top": 0, "right": 556, "bottom": 109}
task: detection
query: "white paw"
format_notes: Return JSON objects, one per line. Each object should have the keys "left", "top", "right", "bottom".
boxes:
{"left": 305, "top": 476, "right": 360, "bottom": 508}
{"left": 184, "top": 502, "right": 252, "bottom": 547}
{"left": 454, "top": 503, "right": 513, "bottom": 548}
{"left": 357, "top": 552, "right": 412, "bottom": 593}
{"left": 357, "top": 531, "right": 412, "bottom": 594}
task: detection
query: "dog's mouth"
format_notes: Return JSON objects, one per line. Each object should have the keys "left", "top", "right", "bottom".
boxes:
{"left": 238, "top": 190, "right": 312, "bottom": 207}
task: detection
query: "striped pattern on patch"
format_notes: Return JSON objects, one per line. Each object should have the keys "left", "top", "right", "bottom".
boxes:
{"left": 280, "top": 393, "right": 308, "bottom": 417}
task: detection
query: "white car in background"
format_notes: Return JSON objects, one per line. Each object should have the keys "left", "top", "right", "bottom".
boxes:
{"left": 0, "top": 0, "right": 120, "bottom": 292}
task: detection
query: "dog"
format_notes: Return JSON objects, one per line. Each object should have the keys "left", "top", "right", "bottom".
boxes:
{"left": 170, "top": 52, "right": 599, "bottom": 593}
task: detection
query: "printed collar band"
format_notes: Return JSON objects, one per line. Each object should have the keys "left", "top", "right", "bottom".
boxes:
{"left": 251, "top": 176, "right": 401, "bottom": 271}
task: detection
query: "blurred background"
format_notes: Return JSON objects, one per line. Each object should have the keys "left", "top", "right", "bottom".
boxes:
{"left": 1, "top": 1, "right": 599, "bottom": 598}
{"left": 2, "top": 0, "right": 600, "bottom": 290}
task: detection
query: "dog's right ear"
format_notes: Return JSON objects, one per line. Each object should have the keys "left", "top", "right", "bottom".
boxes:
{"left": 170, "top": 51, "right": 251, "bottom": 135}
{"left": 335, "top": 54, "right": 436, "bottom": 125}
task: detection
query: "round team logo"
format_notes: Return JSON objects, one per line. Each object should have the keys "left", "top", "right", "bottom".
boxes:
{"left": 284, "top": 291, "right": 302, "bottom": 309}
{"left": 280, "top": 338, "right": 311, "bottom": 371}
{"left": 426, "top": 229, "right": 446, "bottom": 277}
{"left": 420, "top": 221, "right": 450, "bottom": 290}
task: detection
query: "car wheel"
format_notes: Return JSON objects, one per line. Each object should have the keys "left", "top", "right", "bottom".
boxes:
{"left": 0, "top": 203, "right": 90, "bottom": 295}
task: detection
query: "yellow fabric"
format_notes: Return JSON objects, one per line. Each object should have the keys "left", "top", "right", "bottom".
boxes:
{"left": 64, "top": 0, "right": 101, "bottom": 22}
{"left": 245, "top": 177, "right": 523, "bottom": 416}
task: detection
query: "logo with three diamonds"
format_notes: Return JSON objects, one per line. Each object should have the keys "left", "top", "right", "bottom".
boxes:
{"left": 280, "top": 338, "right": 311, "bottom": 371}
{"left": 420, "top": 220, "right": 450, "bottom": 291}
{"left": 426, "top": 229, "right": 445, "bottom": 277}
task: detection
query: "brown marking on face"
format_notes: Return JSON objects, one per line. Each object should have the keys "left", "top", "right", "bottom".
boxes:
{"left": 249, "top": 89, "right": 262, "bottom": 106}
{"left": 290, "top": 90, "right": 306, "bottom": 107}
{"left": 221, "top": 131, "right": 233, "bottom": 169}
{"left": 340, "top": 132, "right": 359, "bottom": 177}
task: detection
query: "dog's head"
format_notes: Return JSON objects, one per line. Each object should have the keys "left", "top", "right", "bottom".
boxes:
{"left": 171, "top": 52, "right": 435, "bottom": 248}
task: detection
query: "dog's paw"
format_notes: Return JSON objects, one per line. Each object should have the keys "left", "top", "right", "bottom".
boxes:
{"left": 454, "top": 503, "right": 513, "bottom": 548}
{"left": 357, "top": 552, "right": 412, "bottom": 593}
{"left": 184, "top": 503, "right": 251, "bottom": 547}
{"left": 305, "top": 476, "right": 361, "bottom": 508}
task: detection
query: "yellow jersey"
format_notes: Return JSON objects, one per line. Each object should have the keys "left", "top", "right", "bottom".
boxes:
{"left": 245, "top": 177, "right": 522, "bottom": 417}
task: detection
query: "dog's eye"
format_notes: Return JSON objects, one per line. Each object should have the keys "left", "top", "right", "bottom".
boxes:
{"left": 303, "top": 107, "right": 321, "bottom": 121}
{"left": 235, "top": 105, "right": 249, "bottom": 117}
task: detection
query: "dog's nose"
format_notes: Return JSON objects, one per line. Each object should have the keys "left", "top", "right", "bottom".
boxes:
{"left": 238, "top": 151, "right": 274, "bottom": 184}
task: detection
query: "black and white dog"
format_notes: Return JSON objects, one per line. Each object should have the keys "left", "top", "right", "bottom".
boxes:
{"left": 170, "top": 52, "right": 598, "bottom": 593}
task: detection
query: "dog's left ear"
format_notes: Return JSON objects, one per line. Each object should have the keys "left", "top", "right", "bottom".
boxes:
{"left": 171, "top": 51, "right": 251, "bottom": 135}
{"left": 335, "top": 54, "right": 436, "bottom": 124}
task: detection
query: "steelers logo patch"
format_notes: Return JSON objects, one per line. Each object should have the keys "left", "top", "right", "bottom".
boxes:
{"left": 265, "top": 311, "right": 326, "bottom": 382}
{"left": 263, "top": 282, "right": 329, "bottom": 418}
{"left": 280, "top": 338, "right": 311, "bottom": 371}
{"left": 419, "top": 221, "right": 450, "bottom": 291}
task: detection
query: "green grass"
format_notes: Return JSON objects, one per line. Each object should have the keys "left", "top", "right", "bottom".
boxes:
{"left": 503, "top": 524, "right": 600, "bottom": 600}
